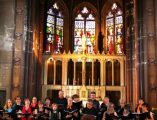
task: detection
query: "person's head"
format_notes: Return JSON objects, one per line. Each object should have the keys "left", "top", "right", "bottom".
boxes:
{"left": 123, "top": 104, "right": 130, "bottom": 114}
{"left": 142, "top": 103, "right": 149, "bottom": 112}
{"left": 119, "top": 99, "right": 126, "bottom": 108}
{"left": 90, "top": 91, "right": 96, "bottom": 100}
{"left": 72, "top": 94, "right": 79, "bottom": 102}
{"left": 107, "top": 103, "right": 115, "bottom": 114}
{"left": 52, "top": 103, "right": 58, "bottom": 111}
{"left": 24, "top": 98, "right": 30, "bottom": 107}
{"left": 6, "top": 99, "right": 12, "bottom": 108}
{"left": 38, "top": 100, "right": 43, "bottom": 108}
{"left": 45, "top": 97, "right": 51, "bottom": 106}
{"left": 32, "top": 97, "right": 37, "bottom": 104}
{"left": 58, "top": 91, "right": 64, "bottom": 98}
{"left": 138, "top": 98, "right": 144, "bottom": 105}
{"left": 103, "top": 97, "right": 110, "bottom": 105}
{"left": 87, "top": 99, "right": 93, "bottom": 109}
{"left": 15, "top": 96, "right": 21, "bottom": 105}
{"left": 4, "top": 99, "right": 13, "bottom": 110}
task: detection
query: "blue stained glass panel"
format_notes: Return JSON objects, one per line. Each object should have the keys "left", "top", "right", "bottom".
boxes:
{"left": 57, "top": 18, "right": 63, "bottom": 26}
{"left": 106, "top": 18, "right": 113, "bottom": 27}
{"left": 115, "top": 16, "right": 123, "bottom": 24}
{"left": 86, "top": 21, "right": 95, "bottom": 28}
{"left": 47, "top": 15, "right": 54, "bottom": 24}
{"left": 75, "top": 21, "right": 84, "bottom": 28}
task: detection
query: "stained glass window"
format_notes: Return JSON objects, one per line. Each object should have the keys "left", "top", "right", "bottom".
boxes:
{"left": 45, "top": 3, "right": 64, "bottom": 53}
{"left": 74, "top": 7, "right": 95, "bottom": 54}
{"left": 106, "top": 3, "right": 123, "bottom": 55}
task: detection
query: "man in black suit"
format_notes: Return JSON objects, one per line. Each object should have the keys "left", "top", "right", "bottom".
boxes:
{"left": 90, "top": 91, "right": 100, "bottom": 110}
{"left": 82, "top": 99, "right": 98, "bottom": 119}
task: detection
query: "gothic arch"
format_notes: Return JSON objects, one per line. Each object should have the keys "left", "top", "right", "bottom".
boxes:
{"left": 46, "top": 0, "right": 69, "bottom": 53}
{"left": 101, "top": 0, "right": 123, "bottom": 54}
{"left": 72, "top": 2, "right": 99, "bottom": 52}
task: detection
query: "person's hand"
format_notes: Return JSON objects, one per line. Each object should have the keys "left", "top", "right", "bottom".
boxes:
{"left": 73, "top": 112, "right": 78, "bottom": 117}
{"left": 66, "top": 114, "right": 72, "bottom": 118}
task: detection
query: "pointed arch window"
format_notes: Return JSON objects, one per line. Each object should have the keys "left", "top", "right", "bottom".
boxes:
{"left": 106, "top": 3, "right": 123, "bottom": 55}
{"left": 74, "top": 7, "right": 95, "bottom": 54}
{"left": 45, "top": 3, "right": 64, "bottom": 54}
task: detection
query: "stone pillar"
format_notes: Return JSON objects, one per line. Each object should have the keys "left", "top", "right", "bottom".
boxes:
{"left": 133, "top": 0, "right": 140, "bottom": 108}
{"left": 125, "top": 0, "right": 138, "bottom": 106}
{"left": 143, "top": 0, "right": 157, "bottom": 107}
{"left": 135, "top": 0, "right": 147, "bottom": 101}
{"left": 11, "top": 0, "right": 25, "bottom": 99}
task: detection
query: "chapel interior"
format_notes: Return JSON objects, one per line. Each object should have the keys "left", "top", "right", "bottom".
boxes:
{"left": 0, "top": 0, "right": 157, "bottom": 110}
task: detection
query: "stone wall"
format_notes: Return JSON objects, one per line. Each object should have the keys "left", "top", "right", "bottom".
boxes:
{"left": 0, "top": 0, "right": 15, "bottom": 105}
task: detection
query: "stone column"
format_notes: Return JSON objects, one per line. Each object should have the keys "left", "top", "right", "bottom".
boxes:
{"left": 143, "top": 0, "right": 157, "bottom": 107}
{"left": 133, "top": 0, "right": 140, "bottom": 108}
{"left": 11, "top": 0, "right": 25, "bottom": 99}
{"left": 135, "top": 0, "right": 147, "bottom": 101}
{"left": 125, "top": 0, "right": 137, "bottom": 105}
